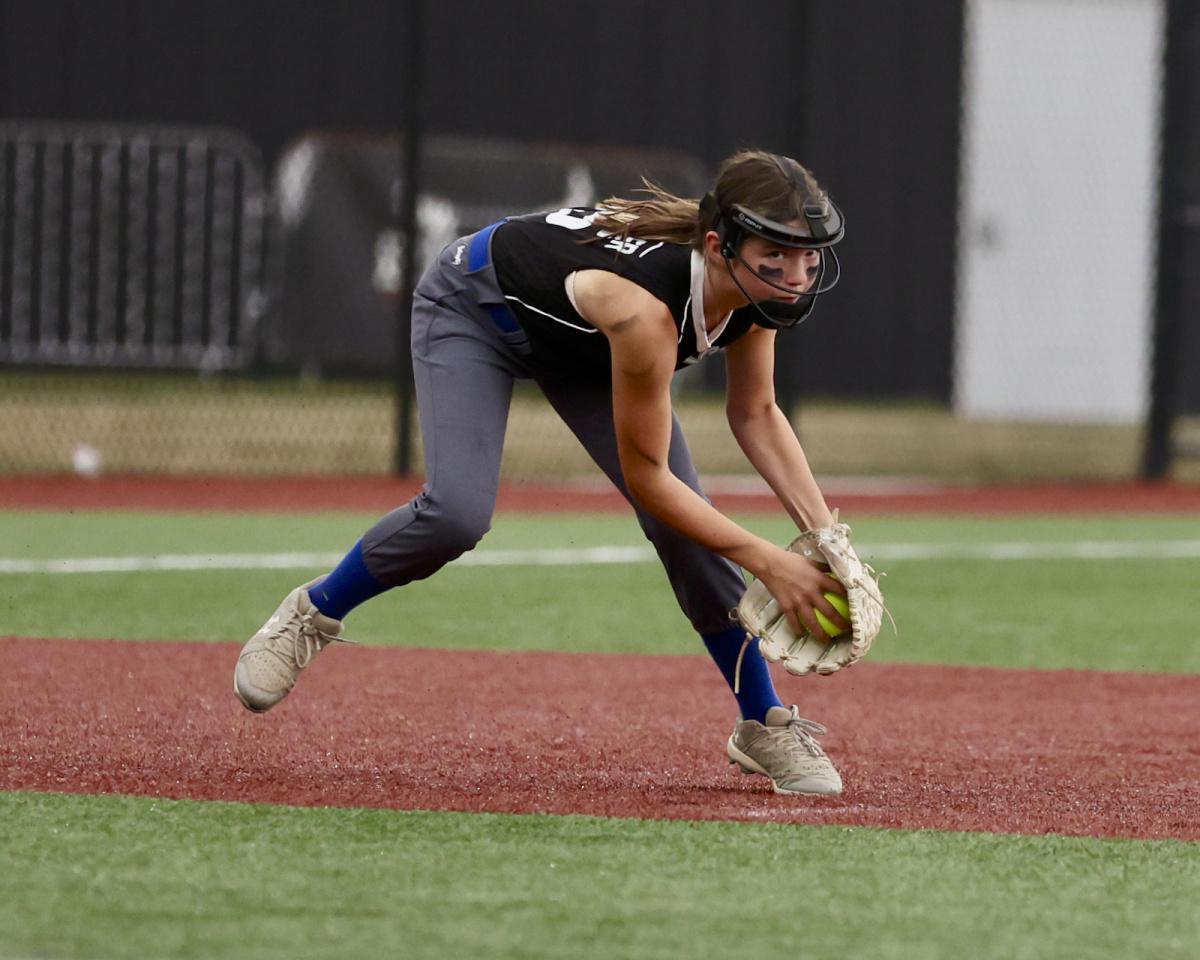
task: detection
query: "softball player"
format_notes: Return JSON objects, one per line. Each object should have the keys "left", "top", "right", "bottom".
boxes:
{"left": 235, "top": 149, "right": 853, "bottom": 796}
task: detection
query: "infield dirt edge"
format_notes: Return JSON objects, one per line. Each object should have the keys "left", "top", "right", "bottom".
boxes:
{"left": 4, "top": 636, "right": 1197, "bottom": 841}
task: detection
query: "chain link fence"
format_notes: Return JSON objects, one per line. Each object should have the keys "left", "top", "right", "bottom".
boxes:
{"left": 1, "top": 368, "right": 1156, "bottom": 482}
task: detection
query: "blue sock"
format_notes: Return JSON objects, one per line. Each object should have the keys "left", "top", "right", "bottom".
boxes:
{"left": 307, "top": 540, "right": 388, "bottom": 621}
{"left": 701, "top": 624, "right": 785, "bottom": 724}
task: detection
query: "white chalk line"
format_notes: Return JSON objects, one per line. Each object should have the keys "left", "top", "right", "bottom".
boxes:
{"left": 3, "top": 540, "right": 1200, "bottom": 574}
{"left": 0, "top": 546, "right": 653, "bottom": 575}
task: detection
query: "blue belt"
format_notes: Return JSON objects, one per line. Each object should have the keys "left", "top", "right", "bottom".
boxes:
{"left": 467, "top": 220, "right": 520, "bottom": 334}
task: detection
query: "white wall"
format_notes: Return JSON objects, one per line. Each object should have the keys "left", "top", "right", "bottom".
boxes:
{"left": 955, "top": 0, "right": 1163, "bottom": 423}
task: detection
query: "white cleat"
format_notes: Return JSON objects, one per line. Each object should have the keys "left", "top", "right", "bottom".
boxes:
{"left": 726, "top": 705, "right": 843, "bottom": 796}
{"left": 234, "top": 579, "right": 350, "bottom": 713}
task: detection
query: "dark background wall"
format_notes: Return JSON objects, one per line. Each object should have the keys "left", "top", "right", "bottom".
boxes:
{"left": 0, "top": 0, "right": 965, "bottom": 401}
{"left": 1161, "top": 2, "right": 1200, "bottom": 415}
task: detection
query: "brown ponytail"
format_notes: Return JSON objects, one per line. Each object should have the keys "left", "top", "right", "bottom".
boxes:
{"left": 590, "top": 149, "right": 831, "bottom": 250}
{"left": 589, "top": 179, "right": 702, "bottom": 245}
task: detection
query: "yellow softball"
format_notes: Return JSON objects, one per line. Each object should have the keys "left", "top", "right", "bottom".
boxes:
{"left": 815, "top": 592, "right": 850, "bottom": 638}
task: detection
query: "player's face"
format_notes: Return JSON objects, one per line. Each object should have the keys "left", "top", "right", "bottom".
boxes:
{"left": 735, "top": 234, "right": 822, "bottom": 302}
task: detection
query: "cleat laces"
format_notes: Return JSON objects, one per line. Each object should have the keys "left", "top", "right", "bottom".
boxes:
{"left": 265, "top": 609, "right": 354, "bottom": 672}
{"left": 782, "top": 715, "right": 830, "bottom": 760}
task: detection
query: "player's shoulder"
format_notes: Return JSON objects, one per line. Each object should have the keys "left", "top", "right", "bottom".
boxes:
{"left": 498, "top": 208, "right": 691, "bottom": 316}
{"left": 574, "top": 267, "right": 671, "bottom": 320}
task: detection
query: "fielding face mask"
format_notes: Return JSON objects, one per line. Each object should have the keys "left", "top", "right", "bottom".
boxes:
{"left": 699, "top": 187, "right": 845, "bottom": 330}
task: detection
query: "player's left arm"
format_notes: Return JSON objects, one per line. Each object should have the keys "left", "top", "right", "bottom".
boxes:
{"left": 727, "top": 326, "right": 890, "bottom": 663}
{"left": 724, "top": 325, "right": 836, "bottom": 532}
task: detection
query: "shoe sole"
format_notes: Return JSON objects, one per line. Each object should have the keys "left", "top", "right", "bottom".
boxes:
{"left": 726, "top": 736, "right": 843, "bottom": 797}
{"left": 233, "top": 671, "right": 273, "bottom": 714}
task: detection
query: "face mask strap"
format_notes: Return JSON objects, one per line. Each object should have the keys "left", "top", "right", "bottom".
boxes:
{"left": 717, "top": 243, "right": 840, "bottom": 330}
{"left": 718, "top": 251, "right": 813, "bottom": 330}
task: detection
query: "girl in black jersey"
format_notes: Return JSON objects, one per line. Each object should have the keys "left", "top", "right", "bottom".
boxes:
{"left": 235, "top": 149, "right": 856, "bottom": 796}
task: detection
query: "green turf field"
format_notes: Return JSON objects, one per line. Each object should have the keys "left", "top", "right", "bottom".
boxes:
{"left": 2, "top": 507, "right": 1198, "bottom": 959}
{"left": 3, "top": 510, "right": 1199, "bottom": 672}
{"left": 1, "top": 791, "right": 1197, "bottom": 960}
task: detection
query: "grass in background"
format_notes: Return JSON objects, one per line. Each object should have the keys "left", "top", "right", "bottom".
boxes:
{"left": 3, "top": 369, "right": 1182, "bottom": 481}
{"left": 1, "top": 791, "right": 1197, "bottom": 960}
{"left": 3, "top": 510, "right": 1200, "bottom": 673}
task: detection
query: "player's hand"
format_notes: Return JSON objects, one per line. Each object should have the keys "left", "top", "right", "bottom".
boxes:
{"left": 754, "top": 546, "right": 849, "bottom": 638}
{"left": 738, "top": 518, "right": 890, "bottom": 677}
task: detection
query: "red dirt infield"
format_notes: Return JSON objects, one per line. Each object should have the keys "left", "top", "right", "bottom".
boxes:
{"left": 3, "top": 636, "right": 1197, "bottom": 840}
{"left": 3, "top": 474, "right": 1200, "bottom": 515}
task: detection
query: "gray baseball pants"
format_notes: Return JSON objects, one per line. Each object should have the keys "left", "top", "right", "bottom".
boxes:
{"left": 359, "top": 230, "right": 747, "bottom": 636}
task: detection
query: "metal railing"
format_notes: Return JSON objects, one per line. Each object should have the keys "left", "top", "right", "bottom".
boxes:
{"left": 0, "top": 123, "right": 275, "bottom": 370}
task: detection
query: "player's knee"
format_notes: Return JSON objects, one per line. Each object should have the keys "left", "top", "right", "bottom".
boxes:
{"left": 412, "top": 485, "right": 495, "bottom": 561}
{"left": 417, "top": 488, "right": 490, "bottom": 552}
{"left": 435, "top": 509, "right": 492, "bottom": 556}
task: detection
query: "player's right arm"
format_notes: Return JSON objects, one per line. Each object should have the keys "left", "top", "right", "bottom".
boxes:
{"left": 570, "top": 269, "right": 839, "bottom": 635}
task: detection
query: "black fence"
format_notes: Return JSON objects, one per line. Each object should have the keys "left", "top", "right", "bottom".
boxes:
{"left": 0, "top": 123, "right": 275, "bottom": 370}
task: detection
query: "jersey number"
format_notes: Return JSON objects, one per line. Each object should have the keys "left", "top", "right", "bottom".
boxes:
{"left": 545, "top": 208, "right": 651, "bottom": 257}
{"left": 545, "top": 208, "right": 599, "bottom": 230}
{"left": 602, "top": 236, "right": 647, "bottom": 255}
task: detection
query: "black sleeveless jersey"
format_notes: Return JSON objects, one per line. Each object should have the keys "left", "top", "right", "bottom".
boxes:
{"left": 490, "top": 208, "right": 758, "bottom": 378}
